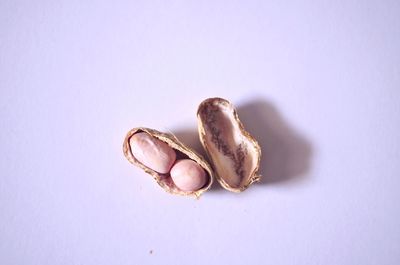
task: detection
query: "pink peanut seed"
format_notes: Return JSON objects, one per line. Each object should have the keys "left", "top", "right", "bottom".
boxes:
{"left": 170, "top": 159, "right": 207, "bottom": 192}
{"left": 130, "top": 132, "right": 176, "bottom": 174}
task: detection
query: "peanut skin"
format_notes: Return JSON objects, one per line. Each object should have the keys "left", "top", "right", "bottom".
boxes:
{"left": 170, "top": 159, "right": 207, "bottom": 192}
{"left": 130, "top": 132, "right": 176, "bottom": 174}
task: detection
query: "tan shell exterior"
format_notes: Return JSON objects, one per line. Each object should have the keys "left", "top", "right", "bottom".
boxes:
{"left": 197, "top": 98, "right": 262, "bottom": 192}
{"left": 123, "top": 127, "right": 214, "bottom": 198}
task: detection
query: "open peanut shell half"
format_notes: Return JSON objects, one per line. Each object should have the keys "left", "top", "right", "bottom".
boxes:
{"left": 123, "top": 127, "right": 214, "bottom": 198}
{"left": 197, "top": 98, "right": 262, "bottom": 192}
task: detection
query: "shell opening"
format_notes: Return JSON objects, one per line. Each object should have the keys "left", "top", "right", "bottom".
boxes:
{"left": 198, "top": 99, "right": 259, "bottom": 189}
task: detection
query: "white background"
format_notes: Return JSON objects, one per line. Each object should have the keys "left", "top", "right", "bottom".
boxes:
{"left": 1, "top": 1, "right": 400, "bottom": 264}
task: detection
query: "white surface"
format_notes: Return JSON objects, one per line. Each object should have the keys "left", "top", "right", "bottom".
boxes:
{"left": 1, "top": 1, "right": 400, "bottom": 264}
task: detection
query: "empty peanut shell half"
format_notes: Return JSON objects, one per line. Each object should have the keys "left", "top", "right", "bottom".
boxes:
{"left": 197, "top": 98, "right": 261, "bottom": 192}
{"left": 123, "top": 127, "right": 214, "bottom": 197}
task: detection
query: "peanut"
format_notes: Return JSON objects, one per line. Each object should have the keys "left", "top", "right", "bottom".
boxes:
{"left": 170, "top": 159, "right": 207, "bottom": 192}
{"left": 129, "top": 132, "right": 176, "bottom": 174}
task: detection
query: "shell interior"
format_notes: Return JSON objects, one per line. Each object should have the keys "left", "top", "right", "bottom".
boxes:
{"left": 198, "top": 98, "right": 261, "bottom": 191}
